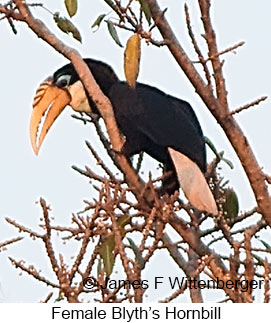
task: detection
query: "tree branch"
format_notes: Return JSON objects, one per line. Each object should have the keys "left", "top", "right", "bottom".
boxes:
{"left": 13, "top": 0, "right": 144, "bottom": 196}
{"left": 146, "top": 0, "right": 271, "bottom": 224}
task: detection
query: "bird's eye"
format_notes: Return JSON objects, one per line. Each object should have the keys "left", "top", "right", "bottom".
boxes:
{"left": 55, "top": 74, "right": 71, "bottom": 88}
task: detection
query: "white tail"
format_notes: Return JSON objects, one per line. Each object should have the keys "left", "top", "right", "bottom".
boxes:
{"left": 168, "top": 147, "right": 218, "bottom": 215}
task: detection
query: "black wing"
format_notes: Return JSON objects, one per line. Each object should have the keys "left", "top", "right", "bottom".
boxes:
{"left": 109, "top": 82, "right": 206, "bottom": 173}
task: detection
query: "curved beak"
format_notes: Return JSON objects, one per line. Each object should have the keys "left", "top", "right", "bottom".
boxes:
{"left": 30, "top": 77, "right": 71, "bottom": 155}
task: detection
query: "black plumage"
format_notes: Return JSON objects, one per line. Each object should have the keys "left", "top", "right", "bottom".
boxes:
{"left": 53, "top": 59, "right": 206, "bottom": 194}
{"left": 31, "top": 58, "right": 217, "bottom": 214}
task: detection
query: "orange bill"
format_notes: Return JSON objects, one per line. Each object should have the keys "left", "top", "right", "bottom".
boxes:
{"left": 30, "top": 77, "right": 71, "bottom": 155}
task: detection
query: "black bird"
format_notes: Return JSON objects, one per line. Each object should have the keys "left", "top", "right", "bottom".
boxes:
{"left": 30, "top": 58, "right": 218, "bottom": 215}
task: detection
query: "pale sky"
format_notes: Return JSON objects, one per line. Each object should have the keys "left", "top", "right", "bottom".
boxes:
{"left": 1, "top": 0, "right": 271, "bottom": 302}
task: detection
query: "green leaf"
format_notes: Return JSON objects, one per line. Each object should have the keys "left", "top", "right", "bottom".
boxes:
{"left": 97, "top": 259, "right": 103, "bottom": 277}
{"left": 221, "top": 157, "right": 234, "bottom": 170}
{"left": 221, "top": 180, "right": 229, "bottom": 188}
{"left": 98, "top": 215, "right": 130, "bottom": 277}
{"left": 91, "top": 14, "right": 106, "bottom": 29}
{"left": 54, "top": 12, "right": 82, "bottom": 42}
{"left": 252, "top": 253, "right": 264, "bottom": 265}
{"left": 204, "top": 136, "right": 220, "bottom": 159}
{"left": 204, "top": 136, "right": 234, "bottom": 169}
{"left": 55, "top": 296, "right": 64, "bottom": 302}
{"left": 65, "top": 0, "right": 78, "bottom": 17}
{"left": 222, "top": 188, "right": 239, "bottom": 221}
{"left": 127, "top": 237, "right": 145, "bottom": 269}
{"left": 259, "top": 239, "right": 271, "bottom": 250}
{"left": 117, "top": 214, "right": 131, "bottom": 235}
{"left": 106, "top": 21, "right": 123, "bottom": 47}
{"left": 138, "top": 0, "right": 152, "bottom": 25}
{"left": 104, "top": 0, "right": 116, "bottom": 12}
{"left": 55, "top": 292, "right": 65, "bottom": 302}
{"left": 99, "top": 235, "right": 115, "bottom": 277}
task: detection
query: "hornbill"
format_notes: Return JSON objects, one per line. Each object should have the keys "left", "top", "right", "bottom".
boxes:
{"left": 30, "top": 58, "right": 218, "bottom": 215}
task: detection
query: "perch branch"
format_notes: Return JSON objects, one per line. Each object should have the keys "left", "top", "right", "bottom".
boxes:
{"left": 13, "top": 0, "right": 144, "bottom": 196}
{"left": 146, "top": 0, "right": 271, "bottom": 223}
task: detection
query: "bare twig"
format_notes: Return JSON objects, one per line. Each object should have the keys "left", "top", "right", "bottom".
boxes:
{"left": 230, "top": 96, "right": 268, "bottom": 116}
{"left": 145, "top": 0, "right": 271, "bottom": 223}
{"left": 184, "top": 4, "right": 212, "bottom": 88}
{"left": 40, "top": 198, "right": 59, "bottom": 274}
{"left": 0, "top": 237, "right": 23, "bottom": 250}
{"left": 13, "top": 0, "right": 144, "bottom": 197}
{"left": 198, "top": 0, "right": 228, "bottom": 108}
{"left": 9, "top": 257, "right": 59, "bottom": 288}
{"left": 85, "top": 141, "right": 117, "bottom": 180}
{"left": 200, "top": 41, "right": 245, "bottom": 64}
{"left": 263, "top": 260, "right": 270, "bottom": 303}
{"left": 40, "top": 292, "right": 53, "bottom": 303}
{"left": 5, "top": 217, "right": 43, "bottom": 239}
